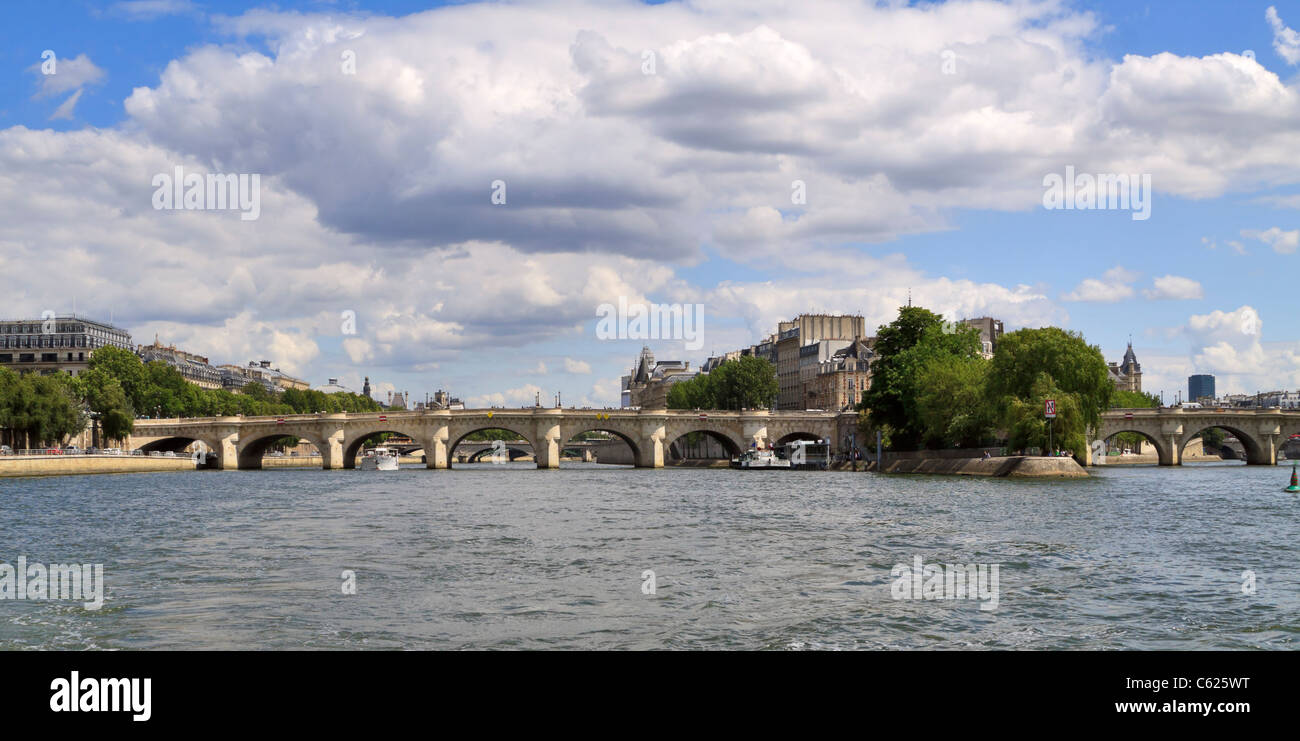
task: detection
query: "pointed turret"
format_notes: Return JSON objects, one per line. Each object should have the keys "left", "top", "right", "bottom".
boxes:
{"left": 1121, "top": 341, "right": 1140, "bottom": 373}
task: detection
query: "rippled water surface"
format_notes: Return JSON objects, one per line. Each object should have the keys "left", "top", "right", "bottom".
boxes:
{"left": 2, "top": 461, "right": 1297, "bottom": 649}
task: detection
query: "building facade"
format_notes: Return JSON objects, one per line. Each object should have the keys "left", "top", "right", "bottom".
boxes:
{"left": 0, "top": 315, "right": 132, "bottom": 377}
{"left": 429, "top": 389, "right": 464, "bottom": 410}
{"left": 1188, "top": 374, "right": 1215, "bottom": 403}
{"left": 1108, "top": 342, "right": 1142, "bottom": 393}
{"left": 797, "top": 339, "right": 853, "bottom": 407}
{"left": 137, "top": 337, "right": 223, "bottom": 389}
{"left": 218, "top": 360, "right": 310, "bottom": 393}
{"left": 1260, "top": 390, "right": 1300, "bottom": 409}
{"left": 804, "top": 339, "right": 873, "bottom": 411}
{"left": 772, "top": 314, "right": 866, "bottom": 410}
{"left": 962, "top": 317, "right": 1004, "bottom": 358}
{"left": 621, "top": 346, "right": 693, "bottom": 409}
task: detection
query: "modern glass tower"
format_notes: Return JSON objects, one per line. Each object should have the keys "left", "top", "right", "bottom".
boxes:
{"left": 1188, "top": 374, "right": 1215, "bottom": 403}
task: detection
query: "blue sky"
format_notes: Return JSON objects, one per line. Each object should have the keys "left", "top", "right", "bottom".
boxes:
{"left": 2, "top": 0, "right": 1299, "bottom": 406}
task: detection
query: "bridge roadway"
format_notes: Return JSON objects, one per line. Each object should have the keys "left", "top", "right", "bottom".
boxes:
{"left": 1094, "top": 407, "right": 1300, "bottom": 465}
{"left": 128, "top": 408, "right": 854, "bottom": 470}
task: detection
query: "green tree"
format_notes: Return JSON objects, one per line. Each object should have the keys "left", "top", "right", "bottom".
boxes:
{"left": 987, "top": 327, "right": 1113, "bottom": 432}
{"left": 858, "top": 306, "right": 982, "bottom": 449}
{"left": 712, "top": 356, "right": 777, "bottom": 410}
{"left": 0, "top": 372, "right": 86, "bottom": 448}
{"left": 86, "top": 345, "right": 148, "bottom": 411}
{"left": 855, "top": 408, "right": 894, "bottom": 452}
{"left": 238, "top": 381, "right": 276, "bottom": 405}
{"left": 1002, "top": 373, "right": 1087, "bottom": 455}
{"left": 986, "top": 328, "right": 1111, "bottom": 458}
{"left": 913, "top": 353, "right": 993, "bottom": 448}
{"left": 666, "top": 356, "right": 777, "bottom": 410}
{"left": 666, "top": 372, "right": 715, "bottom": 409}
{"left": 80, "top": 368, "right": 136, "bottom": 442}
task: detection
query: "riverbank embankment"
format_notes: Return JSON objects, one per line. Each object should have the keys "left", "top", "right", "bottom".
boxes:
{"left": 879, "top": 455, "right": 1088, "bottom": 478}
{"left": 0, "top": 455, "right": 195, "bottom": 478}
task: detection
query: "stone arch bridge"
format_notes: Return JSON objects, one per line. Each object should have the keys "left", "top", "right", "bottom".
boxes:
{"left": 128, "top": 409, "right": 855, "bottom": 470}
{"left": 1093, "top": 408, "right": 1300, "bottom": 466}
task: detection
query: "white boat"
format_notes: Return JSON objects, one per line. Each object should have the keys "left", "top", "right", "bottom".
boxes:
{"left": 730, "top": 448, "right": 792, "bottom": 470}
{"left": 360, "top": 447, "right": 400, "bottom": 471}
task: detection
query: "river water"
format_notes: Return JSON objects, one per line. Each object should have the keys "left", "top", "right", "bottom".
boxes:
{"left": 2, "top": 461, "right": 1297, "bottom": 650}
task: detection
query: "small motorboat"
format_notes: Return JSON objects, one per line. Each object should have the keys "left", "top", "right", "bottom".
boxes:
{"left": 360, "top": 447, "right": 400, "bottom": 471}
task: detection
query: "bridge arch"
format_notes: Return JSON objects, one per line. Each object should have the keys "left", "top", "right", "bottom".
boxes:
{"left": 1098, "top": 428, "right": 1172, "bottom": 465}
{"left": 135, "top": 435, "right": 224, "bottom": 469}
{"left": 341, "top": 428, "right": 429, "bottom": 470}
{"left": 665, "top": 427, "right": 745, "bottom": 461}
{"left": 559, "top": 426, "right": 641, "bottom": 467}
{"left": 1180, "top": 423, "right": 1264, "bottom": 464}
{"left": 1278, "top": 421, "right": 1300, "bottom": 461}
{"left": 237, "top": 431, "right": 328, "bottom": 470}
{"left": 445, "top": 425, "right": 538, "bottom": 468}
{"left": 663, "top": 419, "right": 748, "bottom": 457}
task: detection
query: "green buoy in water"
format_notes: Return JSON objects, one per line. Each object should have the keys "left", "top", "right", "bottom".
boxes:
{"left": 1286, "top": 463, "right": 1300, "bottom": 493}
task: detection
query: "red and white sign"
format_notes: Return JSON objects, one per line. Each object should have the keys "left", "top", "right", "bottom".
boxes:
{"left": 1044, "top": 399, "right": 1057, "bottom": 418}
{"left": 378, "top": 415, "right": 388, "bottom": 422}
{"left": 276, "top": 418, "right": 285, "bottom": 425}
{"left": 1124, "top": 412, "right": 1134, "bottom": 420}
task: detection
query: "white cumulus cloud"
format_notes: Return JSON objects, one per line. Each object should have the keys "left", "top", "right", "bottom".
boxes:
{"left": 1062, "top": 266, "right": 1139, "bottom": 302}
{"left": 1143, "top": 275, "right": 1203, "bottom": 300}
{"left": 564, "top": 358, "right": 592, "bottom": 374}
{"left": 1242, "top": 226, "right": 1300, "bottom": 254}
{"left": 1267, "top": 6, "right": 1300, "bottom": 65}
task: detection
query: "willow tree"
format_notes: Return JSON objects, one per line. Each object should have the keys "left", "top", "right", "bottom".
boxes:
{"left": 987, "top": 327, "right": 1112, "bottom": 457}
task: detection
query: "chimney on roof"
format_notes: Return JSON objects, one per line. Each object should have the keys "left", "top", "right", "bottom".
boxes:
{"left": 260, "top": 360, "right": 272, "bottom": 368}
{"left": 328, "top": 378, "right": 337, "bottom": 385}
